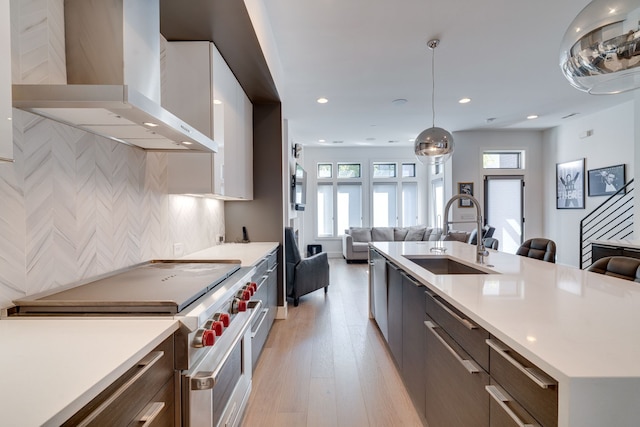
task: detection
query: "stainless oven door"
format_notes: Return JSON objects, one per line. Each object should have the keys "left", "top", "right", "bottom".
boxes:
{"left": 182, "top": 301, "right": 261, "bottom": 427}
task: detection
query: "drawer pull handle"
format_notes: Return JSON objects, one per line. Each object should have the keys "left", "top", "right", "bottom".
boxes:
{"left": 250, "top": 308, "right": 269, "bottom": 338}
{"left": 486, "top": 339, "right": 555, "bottom": 389}
{"left": 137, "top": 401, "right": 166, "bottom": 426}
{"left": 486, "top": 385, "right": 538, "bottom": 427}
{"left": 424, "top": 320, "right": 480, "bottom": 374}
{"left": 77, "top": 351, "right": 165, "bottom": 426}
{"left": 427, "top": 291, "right": 477, "bottom": 330}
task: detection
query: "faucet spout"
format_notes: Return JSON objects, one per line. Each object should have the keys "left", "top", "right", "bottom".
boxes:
{"left": 443, "top": 194, "right": 489, "bottom": 264}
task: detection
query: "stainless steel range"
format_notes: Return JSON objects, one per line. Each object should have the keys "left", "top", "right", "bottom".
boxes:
{"left": 9, "top": 259, "right": 263, "bottom": 427}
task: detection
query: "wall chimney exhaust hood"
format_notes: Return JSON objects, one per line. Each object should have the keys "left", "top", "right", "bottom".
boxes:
{"left": 11, "top": 0, "right": 217, "bottom": 153}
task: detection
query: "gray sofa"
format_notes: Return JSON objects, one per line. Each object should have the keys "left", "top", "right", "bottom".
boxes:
{"left": 342, "top": 226, "right": 474, "bottom": 262}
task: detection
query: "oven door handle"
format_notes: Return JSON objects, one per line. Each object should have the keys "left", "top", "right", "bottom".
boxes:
{"left": 190, "top": 300, "right": 263, "bottom": 391}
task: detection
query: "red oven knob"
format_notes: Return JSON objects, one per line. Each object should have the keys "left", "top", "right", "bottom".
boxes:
{"left": 211, "top": 320, "right": 224, "bottom": 336}
{"left": 244, "top": 285, "right": 255, "bottom": 296}
{"left": 249, "top": 282, "right": 258, "bottom": 293}
{"left": 214, "top": 312, "right": 230, "bottom": 327}
{"left": 197, "top": 329, "right": 215, "bottom": 347}
{"left": 239, "top": 289, "right": 251, "bottom": 301}
{"left": 238, "top": 300, "right": 247, "bottom": 312}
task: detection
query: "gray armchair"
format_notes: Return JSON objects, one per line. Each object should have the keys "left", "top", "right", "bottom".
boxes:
{"left": 285, "top": 227, "right": 330, "bottom": 306}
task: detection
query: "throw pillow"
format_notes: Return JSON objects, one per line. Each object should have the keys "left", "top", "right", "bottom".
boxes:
{"left": 405, "top": 226, "right": 426, "bottom": 241}
{"left": 349, "top": 228, "right": 372, "bottom": 242}
{"left": 394, "top": 227, "right": 409, "bottom": 241}
{"left": 372, "top": 227, "right": 394, "bottom": 241}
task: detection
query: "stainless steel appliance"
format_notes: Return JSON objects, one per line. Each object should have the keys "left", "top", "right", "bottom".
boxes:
{"left": 9, "top": 260, "right": 263, "bottom": 427}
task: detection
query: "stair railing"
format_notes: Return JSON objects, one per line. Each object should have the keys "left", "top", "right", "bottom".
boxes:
{"left": 580, "top": 178, "right": 634, "bottom": 269}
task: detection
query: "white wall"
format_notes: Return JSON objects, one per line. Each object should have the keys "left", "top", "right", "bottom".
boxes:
{"left": 543, "top": 101, "right": 635, "bottom": 266}
{"left": 450, "top": 130, "right": 544, "bottom": 240}
{"left": 301, "top": 145, "right": 427, "bottom": 257}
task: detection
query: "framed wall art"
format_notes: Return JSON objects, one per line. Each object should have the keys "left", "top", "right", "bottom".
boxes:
{"left": 556, "top": 159, "right": 585, "bottom": 209}
{"left": 587, "top": 164, "right": 625, "bottom": 197}
{"left": 458, "top": 182, "right": 474, "bottom": 207}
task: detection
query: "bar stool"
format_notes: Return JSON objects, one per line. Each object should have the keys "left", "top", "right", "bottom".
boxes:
{"left": 516, "top": 238, "right": 556, "bottom": 263}
{"left": 587, "top": 256, "right": 640, "bottom": 282}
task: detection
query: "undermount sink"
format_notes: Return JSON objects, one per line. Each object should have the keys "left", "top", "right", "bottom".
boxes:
{"left": 404, "top": 256, "right": 489, "bottom": 275}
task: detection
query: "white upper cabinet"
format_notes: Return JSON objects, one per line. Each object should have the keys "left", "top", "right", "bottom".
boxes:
{"left": 164, "top": 41, "right": 253, "bottom": 199}
{"left": 1, "top": 1, "right": 13, "bottom": 162}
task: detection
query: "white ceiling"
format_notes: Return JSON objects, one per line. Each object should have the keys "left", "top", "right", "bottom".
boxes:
{"left": 263, "top": 0, "right": 634, "bottom": 148}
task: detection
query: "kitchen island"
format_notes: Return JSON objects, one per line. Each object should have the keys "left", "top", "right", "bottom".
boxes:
{"left": 371, "top": 240, "right": 640, "bottom": 427}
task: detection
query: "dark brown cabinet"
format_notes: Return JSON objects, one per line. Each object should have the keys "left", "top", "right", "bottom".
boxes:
{"left": 487, "top": 338, "right": 558, "bottom": 427}
{"left": 424, "top": 290, "right": 490, "bottom": 427}
{"left": 64, "top": 335, "right": 176, "bottom": 426}
{"left": 401, "top": 272, "right": 427, "bottom": 421}
{"left": 387, "top": 262, "right": 403, "bottom": 368}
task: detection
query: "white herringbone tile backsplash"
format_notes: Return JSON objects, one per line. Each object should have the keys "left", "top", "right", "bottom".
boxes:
{"left": 0, "top": 110, "right": 225, "bottom": 309}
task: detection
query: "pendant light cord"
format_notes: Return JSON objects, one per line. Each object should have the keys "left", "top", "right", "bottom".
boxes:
{"left": 431, "top": 45, "right": 436, "bottom": 128}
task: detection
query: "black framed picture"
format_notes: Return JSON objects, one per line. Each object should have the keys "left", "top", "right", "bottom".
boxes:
{"left": 556, "top": 159, "right": 584, "bottom": 209}
{"left": 587, "top": 164, "right": 625, "bottom": 197}
{"left": 458, "top": 182, "right": 474, "bottom": 207}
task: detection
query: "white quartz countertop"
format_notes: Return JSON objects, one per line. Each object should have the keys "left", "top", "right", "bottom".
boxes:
{"left": 373, "top": 241, "right": 640, "bottom": 381}
{"left": 184, "top": 242, "right": 278, "bottom": 266}
{"left": 0, "top": 317, "right": 178, "bottom": 427}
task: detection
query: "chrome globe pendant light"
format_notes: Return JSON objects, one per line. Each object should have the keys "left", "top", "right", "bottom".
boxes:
{"left": 414, "top": 39, "right": 454, "bottom": 164}
{"left": 560, "top": 0, "right": 640, "bottom": 94}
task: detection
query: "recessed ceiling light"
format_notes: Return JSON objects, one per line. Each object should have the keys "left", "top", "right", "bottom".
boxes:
{"left": 409, "top": 138, "right": 415, "bottom": 142}
{"left": 143, "top": 122, "right": 159, "bottom": 127}
{"left": 527, "top": 114, "right": 539, "bottom": 120}
{"left": 317, "top": 97, "right": 329, "bottom": 104}
{"left": 213, "top": 99, "right": 222, "bottom": 105}
{"left": 319, "top": 139, "right": 326, "bottom": 143}
{"left": 609, "top": 8, "right": 616, "bottom": 14}
{"left": 458, "top": 97, "right": 471, "bottom": 104}
{"left": 182, "top": 141, "right": 193, "bottom": 145}
{"left": 392, "top": 98, "right": 408, "bottom": 106}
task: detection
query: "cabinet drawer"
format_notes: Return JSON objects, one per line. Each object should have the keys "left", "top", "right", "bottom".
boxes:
{"left": 65, "top": 336, "right": 175, "bottom": 426}
{"left": 254, "top": 274, "right": 269, "bottom": 305}
{"left": 127, "top": 378, "right": 176, "bottom": 427}
{"left": 425, "top": 317, "right": 489, "bottom": 427}
{"left": 487, "top": 383, "right": 540, "bottom": 427}
{"left": 253, "top": 258, "right": 268, "bottom": 281}
{"left": 487, "top": 338, "right": 557, "bottom": 427}
{"left": 266, "top": 249, "right": 278, "bottom": 270}
{"left": 425, "top": 290, "right": 489, "bottom": 371}
{"left": 251, "top": 307, "right": 271, "bottom": 369}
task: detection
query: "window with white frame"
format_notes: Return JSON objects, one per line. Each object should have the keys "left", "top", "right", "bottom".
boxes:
{"left": 482, "top": 151, "right": 524, "bottom": 169}
{"left": 315, "top": 159, "right": 420, "bottom": 237}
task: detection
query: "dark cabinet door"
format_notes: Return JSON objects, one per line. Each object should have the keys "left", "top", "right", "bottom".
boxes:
{"left": 401, "top": 273, "right": 426, "bottom": 420}
{"left": 370, "top": 249, "right": 388, "bottom": 341}
{"left": 387, "top": 262, "right": 403, "bottom": 368}
{"left": 424, "top": 317, "right": 489, "bottom": 427}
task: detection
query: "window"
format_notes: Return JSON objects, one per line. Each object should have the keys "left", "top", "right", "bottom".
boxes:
{"left": 431, "top": 178, "right": 444, "bottom": 228}
{"left": 402, "top": 182, "right": 418, "bottom": 226}
{"left": 373, "top": 163, "right": 397, "bottom": 178}
{"left": 373, "top": 183, "right": 397, "bottom": 227}
{"left": 317, "top": 163, "right": 332, "bottom": 178}
{"left": 483, "top": 151, "right": 523, "bottom": 169}
{"left": 314, "top": 159, "right": 421, "bottom": 237}
{"left": 317, "top": 183, "right": 334, "bottom": 237}
{"left": 402, "top": 163, "right": 416, "bottom": 177}
{"left": 337, "top": 183, "right": 362, "bottom": 233}
{"left": 337, "top": 163, "right": 361, "bottom": 178}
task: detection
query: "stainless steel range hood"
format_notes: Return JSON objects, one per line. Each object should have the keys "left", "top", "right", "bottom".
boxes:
{"left": 11, "top": 0, "right": 217, "bottom": 153}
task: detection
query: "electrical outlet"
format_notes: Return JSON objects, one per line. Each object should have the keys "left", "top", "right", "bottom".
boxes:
{"left": 173, "top": 243, "right": 184, "bottom": 257}
{"left": 218, "top": 234, "right": 224, "bottom": 244}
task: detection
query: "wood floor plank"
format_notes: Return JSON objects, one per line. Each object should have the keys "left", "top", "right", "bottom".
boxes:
{"left": 241, "top": 259, "right": 423, "bottom": 427}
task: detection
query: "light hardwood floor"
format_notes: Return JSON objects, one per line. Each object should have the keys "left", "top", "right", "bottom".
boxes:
{"left": 241, "top": 259, "right": 423, "bottom": 427}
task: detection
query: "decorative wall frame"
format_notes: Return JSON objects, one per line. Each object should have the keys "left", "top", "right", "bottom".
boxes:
{"left": 458, "top": 182, "right": 474, "bottom": 208}
{"left": 587, "top": 164, "right": 625, "bottom": 197}
{"left": 556, "top": 159, "right": 585, "bottom": 209}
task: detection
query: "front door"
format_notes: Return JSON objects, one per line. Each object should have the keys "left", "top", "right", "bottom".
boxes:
{"left": 484, "top": 175, "right": 524, "bottom": 253}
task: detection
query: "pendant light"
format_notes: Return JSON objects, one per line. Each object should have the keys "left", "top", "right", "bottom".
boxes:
{"left": 560, "top": 0, "right": 640, "bottom": 94}
{"left": 414, "top": 39, "right": 454, "bottom": 164}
